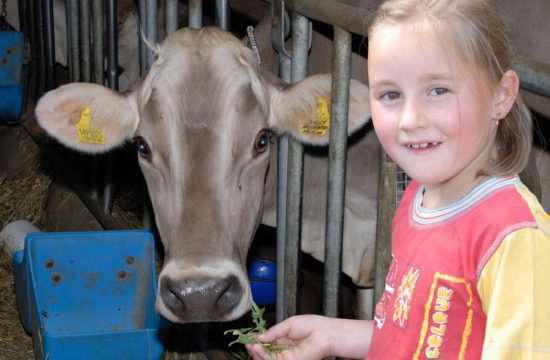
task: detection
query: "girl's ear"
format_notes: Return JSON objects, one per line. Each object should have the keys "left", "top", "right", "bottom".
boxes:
{"left": 493, "top": 69, "right": 520, "bottom": 120}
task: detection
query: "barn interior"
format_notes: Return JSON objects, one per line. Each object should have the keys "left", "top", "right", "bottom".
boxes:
{"left": 1, "top": 0, "right": 549, "bottom": 359}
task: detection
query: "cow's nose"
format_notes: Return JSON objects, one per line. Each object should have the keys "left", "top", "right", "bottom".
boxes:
{"left": 160, "top": 275, "right": 243, "bottom": 322}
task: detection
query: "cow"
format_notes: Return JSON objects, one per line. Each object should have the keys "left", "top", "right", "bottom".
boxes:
{"left": 34, "top": 26, "right": 377, "bottom": 323}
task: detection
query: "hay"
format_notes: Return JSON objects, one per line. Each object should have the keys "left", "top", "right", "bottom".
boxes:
{"left": 0, "top": 248, "right": 34, "bottom": 360}
{"left": 0, "top": 167, "right": 51, "bottom": 231}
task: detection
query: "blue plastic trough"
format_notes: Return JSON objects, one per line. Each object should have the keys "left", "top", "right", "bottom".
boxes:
{"left": 0, "top": 31, "right": 24, "bottom": 123}
{"left": 12, "top": 230, "right": 167, "bottom": 360}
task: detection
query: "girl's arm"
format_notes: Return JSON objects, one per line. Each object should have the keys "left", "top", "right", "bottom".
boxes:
{"left": 246, "top": 314, "right": 374, "bottom": 360}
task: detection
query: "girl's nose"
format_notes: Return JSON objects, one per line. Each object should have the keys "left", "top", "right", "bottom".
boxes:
{"left": 398, "top": 100, "right": 426, "bottom": 130}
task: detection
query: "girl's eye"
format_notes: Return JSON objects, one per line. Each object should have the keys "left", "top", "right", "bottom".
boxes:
{"left": 133, "top": 136, "right": 152, "bottom": 160}
{"left": 380, "top": 91, "right": 400, "bottom": 101}
{"left": 430, "top": 87, "right": 449, "bottom": 96}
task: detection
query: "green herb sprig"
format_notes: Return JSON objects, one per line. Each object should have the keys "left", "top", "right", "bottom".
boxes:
{"left": 224, "top": 302, "right": 283, "bottom": 354}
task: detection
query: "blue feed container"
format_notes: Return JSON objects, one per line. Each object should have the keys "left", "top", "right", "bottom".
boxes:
{"left": 248, "top": 259, "right": 276, "bottom": 306}
{"left": 0, "top": 31, "right": 24, "bottom": 122}
{"left": 12, "top": 230, "right": 168, "bottom": 360}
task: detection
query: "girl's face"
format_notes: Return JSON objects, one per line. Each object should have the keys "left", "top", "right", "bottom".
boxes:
{"left": 368, "top": 25, "right": 500, "bottom": 207}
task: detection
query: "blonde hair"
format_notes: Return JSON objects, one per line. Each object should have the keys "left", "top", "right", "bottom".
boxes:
{"left": 368, "top": 0, "right": 532, "bottom": 176}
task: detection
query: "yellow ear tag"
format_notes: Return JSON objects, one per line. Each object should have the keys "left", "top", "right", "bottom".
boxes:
{"left": 301, "top": 96, "right": 330, "bottom": 136}
{"left": 76, "top": 107, "right": 106, "bottom": 144}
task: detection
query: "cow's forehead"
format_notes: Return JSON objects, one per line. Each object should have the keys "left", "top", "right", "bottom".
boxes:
{"left": 139, "top": 27, "right": 268, "bottom": 127}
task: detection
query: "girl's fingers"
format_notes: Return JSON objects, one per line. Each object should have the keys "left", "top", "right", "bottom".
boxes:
{"left": 246, "top": 343, "right": 275, "bottom": 360}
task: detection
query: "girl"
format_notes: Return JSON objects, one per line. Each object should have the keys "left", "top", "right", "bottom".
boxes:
{"left": 246, "top": 0, "right": 550, "bottom": 359}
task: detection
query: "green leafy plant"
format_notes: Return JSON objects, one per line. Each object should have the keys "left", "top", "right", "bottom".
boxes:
{"left": 224, "top": 302, "right": 283, "bottom": 354}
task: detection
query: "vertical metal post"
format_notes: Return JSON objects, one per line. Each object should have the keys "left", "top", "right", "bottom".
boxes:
{"left": 188, "top": 0, "right": 202, "bottom": 29}
{"left": 79, "top": 0, "right": 92, "bottom": 83}
{"left": 373, "top": 153, "right": 396, "bottom": 313}
{"left": 283, "top": 12, "right": 310, "bottom": 320}
{"left": 276, "top": 53, "right": 291, "bottom": 323}
{"left": 92, "top": 0, "right": 104, "bottom": 85}
{"left": 165, "top": 0, "right": 178, "bottom": 35}
{"left": 103, "top": 0, "right": 119, "bottom": 215}
{"left": 35, "top": 0, "right": 46, "bottom": 95}
{"left": 139, "top": 0, "right": 146, "bottom": 75}
{"left": 146, "top": 0, "right": 158, "bottom": 68}
{"left": 323, "top": 27, "right": 351, "bottom": 319}
{"left": 43, "top": 0, "right": 56, "bottom": 91}
{"left": 68, "top": 0, "right": 80, "bottom": 82}
{"left": 215, "top": 0, "right": 229, "bottom": 30}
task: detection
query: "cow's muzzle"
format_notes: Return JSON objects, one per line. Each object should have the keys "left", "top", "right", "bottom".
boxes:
{"left": 159, "top": 274, "right": 245, "bottom": 323}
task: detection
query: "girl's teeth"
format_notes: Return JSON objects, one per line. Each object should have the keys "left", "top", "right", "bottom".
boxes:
{"left": 409, "top": 142, "right": 439, "bottom": 149}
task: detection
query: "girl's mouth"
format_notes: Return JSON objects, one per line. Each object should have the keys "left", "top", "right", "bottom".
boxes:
{"left": 406, "top": 142, "right": 441, "bottom": 150}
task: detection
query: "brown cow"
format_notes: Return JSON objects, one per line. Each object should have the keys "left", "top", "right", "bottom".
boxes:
{"left": 34, "top": 26, "right": 373, "bottom": 323}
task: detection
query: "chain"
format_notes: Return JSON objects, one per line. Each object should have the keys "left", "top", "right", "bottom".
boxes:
{"left": 0, "top": 0, "right": 8, "bottom": 31}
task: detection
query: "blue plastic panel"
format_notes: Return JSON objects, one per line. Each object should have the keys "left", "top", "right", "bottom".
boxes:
{"left": 13, "top": 230, "right": 168, "bottom": 360}
{"left": 0, "top": 31, "right": 24, "bottom": 122}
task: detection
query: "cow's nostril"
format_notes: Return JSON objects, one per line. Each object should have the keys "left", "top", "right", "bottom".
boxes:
{"left": 215, "top": 275, "right": 242, "bottom": 314}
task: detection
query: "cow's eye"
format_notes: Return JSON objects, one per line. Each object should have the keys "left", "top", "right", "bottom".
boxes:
{"left": 133, "top": 136, "right": 151, "bottom": 160}
{"left": 254, "top": 130, "right": 272, "bottom": 155}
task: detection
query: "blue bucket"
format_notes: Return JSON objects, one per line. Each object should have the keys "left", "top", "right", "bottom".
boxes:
{"left": 0, "top": 31, "right": 24, "bottom": 122}
{"left": 13, "top": 230, "right": 168, "bottom": 360}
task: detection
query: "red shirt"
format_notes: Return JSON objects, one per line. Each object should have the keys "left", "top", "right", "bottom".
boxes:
{"left": 367, "top": 177, "right": 539, "bottom": 359}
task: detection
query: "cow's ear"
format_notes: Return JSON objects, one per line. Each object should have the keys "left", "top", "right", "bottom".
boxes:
{"left": 268, "top": 74, "right": 371, "bottom": 145}
{"left": 35, "top": 82, "right": 139, "bottom": 153}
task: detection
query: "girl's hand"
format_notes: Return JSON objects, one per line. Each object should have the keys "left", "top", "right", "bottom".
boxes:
{"left": 245, "top": 315, "right": 333, "bottom": 360}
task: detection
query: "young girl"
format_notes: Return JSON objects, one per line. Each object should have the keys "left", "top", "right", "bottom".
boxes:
{"left": 246, "top": 0, "right": 550, "bottom": 359}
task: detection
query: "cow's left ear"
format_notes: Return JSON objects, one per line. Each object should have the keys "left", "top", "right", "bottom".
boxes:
{"left": 35, "top": 82, "right": 139, "bottom": 154}
{"left": 268, "top": 74, "right": 370, "bottom": 145}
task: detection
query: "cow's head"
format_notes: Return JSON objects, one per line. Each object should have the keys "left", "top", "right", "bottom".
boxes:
{"left": 34, "top": 27, "right": 371, "bottom": 323}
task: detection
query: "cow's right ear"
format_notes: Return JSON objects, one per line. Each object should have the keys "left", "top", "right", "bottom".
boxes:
{"left": 35, "top": 82, "right": 139, "bottom": 154}
{"left": 268, "top": 74, "right": 371, "bottom": 145}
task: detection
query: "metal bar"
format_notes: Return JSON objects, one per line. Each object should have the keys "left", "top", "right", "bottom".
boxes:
{"left": 323, "top": 27, "right": 351, "bottom": 319}
{"left": 43, "top": 0, "right": 56, "bottom": 91}
{"left": 92, "top": 0, "right": 104, "bottom": 85}
{"left": 80, "top": 0, "right": 92, "bottom": 82}
{"left": 106, "top": 0, "right": 118, "bottom": 90}
{"left": 373, "top": 153, "right": 396, "bottom": 313}
{"left": 188, "top": 0, "right": 202, "bottom": 29}
{"left": 285, "top": 0, "right": 375, "bottom": 37}
{"left": 275, "top": 52, "right": 291, "bottom": 324}
{"left": 270, "top": 0, "right": 290, "bottom": 57}
{"left": 215, "top": 0, "right": 229, "bottom": 30}
{"left": 34, "top": 0, "right": 46, "bottom": 96}
{"left": 166, "top": 0, "right": 178, "bottom": 35}
{"left": 68, "top": 0, "right": 80, "bottom": 82}
{"left": 283, "top": 12, "right": 309, "bottom": 320}
{"left": 514, "top": 57, "right": 550, "bottom": 98}
{"left": 17, "top": 0, "right": 26, "bottom": 35}
{"left": 146, "top": 0, "right": 158, "bottom": 68}
{"left": 104, "top": 0, "right": 119, "bottom": 215}
{"left": 67, "top": 0, "right": 80, "bottom": 82}
{"left": 139, "top": 0, "right": 146, "bottom": 75}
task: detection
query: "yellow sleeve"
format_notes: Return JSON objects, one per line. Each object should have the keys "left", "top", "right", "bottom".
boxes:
{"left": 477, "top": 195, "right": 550, "bottom": 359}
